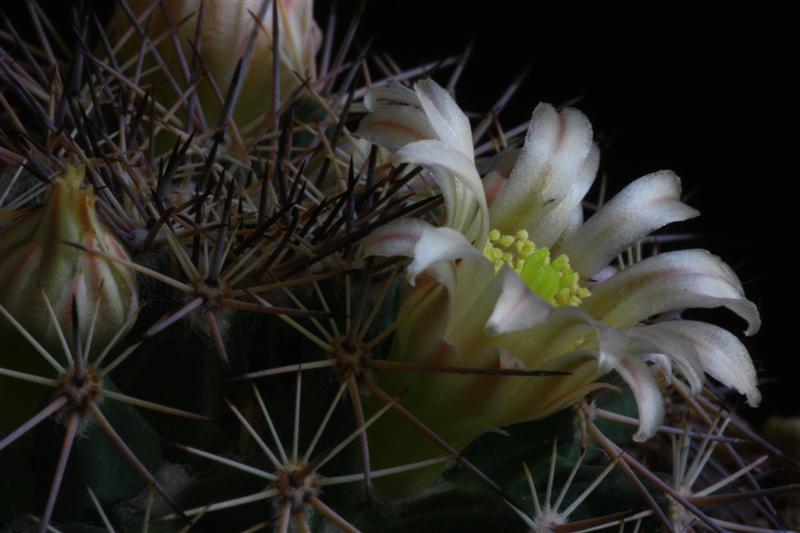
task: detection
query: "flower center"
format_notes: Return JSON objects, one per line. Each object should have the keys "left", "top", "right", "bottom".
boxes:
{"left": 482, "top": 229, "right": 590, "bottom": 307}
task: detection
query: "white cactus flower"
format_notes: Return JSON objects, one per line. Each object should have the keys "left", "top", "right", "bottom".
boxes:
{"left": 357, "top": 78, "right": 760, "bottom": 464}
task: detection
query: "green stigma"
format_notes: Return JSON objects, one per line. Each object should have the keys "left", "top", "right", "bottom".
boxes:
{"left": 483, "top": 229, "right": 590, "bottom": 307}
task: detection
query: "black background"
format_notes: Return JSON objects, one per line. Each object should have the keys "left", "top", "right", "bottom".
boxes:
{"left": 3, "top": 1, "right": 796, "bottom": 419}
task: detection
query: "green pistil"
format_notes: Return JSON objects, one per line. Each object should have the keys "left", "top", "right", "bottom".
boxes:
{"left": 483, "top": 229, "right": 590, "bottom": 307}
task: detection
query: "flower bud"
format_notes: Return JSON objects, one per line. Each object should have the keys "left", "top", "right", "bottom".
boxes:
{"left": 0, "top": 166, "right": 139, "bottom": 354}
{"left": 119, "top": 0, "right": 322, "bottom": 130}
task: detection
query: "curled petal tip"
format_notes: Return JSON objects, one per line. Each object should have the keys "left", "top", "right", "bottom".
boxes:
{"left": 485, "top": 267, "right": 552, "bottom": 336}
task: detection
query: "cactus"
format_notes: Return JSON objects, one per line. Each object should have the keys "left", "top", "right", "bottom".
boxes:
{"left": 0, "top": 1, "right": 797, "bottom": 532}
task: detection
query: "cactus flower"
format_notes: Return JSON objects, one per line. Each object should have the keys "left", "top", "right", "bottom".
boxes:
{"left": 120, "top": 0, "right": 322, "bottom": 128}
{"left": 0, "top": 166, "right": 139, "bottom": 354}
{"left": 357, "top": 80, "right": 760, "bottom": 490}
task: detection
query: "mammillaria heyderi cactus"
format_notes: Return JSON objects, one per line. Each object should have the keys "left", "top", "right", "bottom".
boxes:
{"left": 0, "top": 1, "right": 796, "bottom": 532}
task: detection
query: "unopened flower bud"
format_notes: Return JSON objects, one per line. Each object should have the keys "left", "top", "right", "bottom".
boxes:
{"left": 0, "top": 166, "right": 139, "bottom": 354}
{"left": 119, "top": 0, "right": 322, "bottom": 130}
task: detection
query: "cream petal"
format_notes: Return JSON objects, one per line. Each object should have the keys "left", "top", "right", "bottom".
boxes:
{"left": 361, "top": 217, "right": 433, "bottom": 260}
{"left": 642, "top": 353, "right": 674, "bottom": 384}
{"left": 408, "top": 226, "right": 489, "bottom": 285}
{"left": 414, "top": 79, "right": 474, "bottom": 159}
{"left": 530, "top": 144, "right": 599, "bottom": 248}
{"left": 274, "top": 0, "right": 322, "bottom": 78}
{"left": 394, "top": 140, "right": 482, "bottom": 192}
{"left": 482, "top": 149, "right": 521, "bottom": 208}
{"left": 582, "top": 249, "right": 760, "bottom": 336}
{"left": 485, "top": 266, "right": 552, "bottom": 336}
{"left": 588, "top": 266, "right": 617, "bottom": 287}
{"left": 490, "top": 103, "right": 597, "bottom": 235}
{"left": 421, "top": 261, "right": 458, "bottom": 301}
{"left": 615, "top": 355, "right": 665, "bottom": 442}
{"left": 483, "top": 170, "right": 507, "bottom": 207}
{"left": 558, "top": 170, "right": 700, "bottom": 278}
{"left": 448, "top": 250, "right": 499, "bottom": 321}
{"left": 356, "top": 106, "right": 437, "bottom": 152}
{"left": 640, "top": 321, "right": 761, "bottom": 407}
{"left": 360, "top": 217, "right": 468, "bottom": 299}
{"left": 363, "top": 81, "right": 421, "bottom": 111}
{"left": 593, "top": 319, "right": 630, "bottom": 373}
{"left": 484, "top": 148, "right": 521, "bottom": 181}
{"left": 395, "top": 139, "right": 489, "bottom": 245}
{"left": 441, "top": 280, "right": 506, "bottom": 368}
{"left": 626, "top": 325, "right": 706, "bottom": 394}
{"left": 505, "top": 306, "right": 627, "bottom": 373}
{"left": 559, "top": 203, "right": 585, "bottom": 246}
{"left": 363, "top": 219, "right": 494, "bottom": 326}
{"left": 360, "top": 79, "right": 490, "bottom": 245}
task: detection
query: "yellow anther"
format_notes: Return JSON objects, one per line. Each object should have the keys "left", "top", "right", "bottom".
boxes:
{"left": 482, "top": 226, "right": 590, "bottom": 307}
{"left": 497, "top": 234, "right": 515, "bottom": 248}
{"left": 517, "top": 240, "right": 535, "bottom": 256}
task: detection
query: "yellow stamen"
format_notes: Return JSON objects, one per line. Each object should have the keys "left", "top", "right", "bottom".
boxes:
{"left": 482, "top": 228, "right": 590, "bottom": 307}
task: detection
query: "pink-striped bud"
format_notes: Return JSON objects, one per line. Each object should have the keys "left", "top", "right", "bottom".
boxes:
{"left": 0, "top": 166, "right": 138, "bottom": 353}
